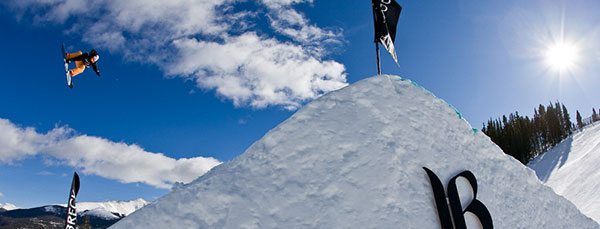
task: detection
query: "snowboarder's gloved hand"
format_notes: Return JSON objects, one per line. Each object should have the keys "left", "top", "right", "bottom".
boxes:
{"left": 91, "top": 62, "right": 100, "bottom": 77}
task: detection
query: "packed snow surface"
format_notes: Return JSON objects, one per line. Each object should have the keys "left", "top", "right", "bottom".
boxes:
{"left": 528, "top": 122, "right": 600, "bottom": 223}
{"left": 113, "top": 75, "right": 597, "bottom": 228}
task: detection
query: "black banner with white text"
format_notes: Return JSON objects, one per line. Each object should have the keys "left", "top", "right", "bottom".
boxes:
{"left": 64, "top": 172, "right": 80, "bottom": 229}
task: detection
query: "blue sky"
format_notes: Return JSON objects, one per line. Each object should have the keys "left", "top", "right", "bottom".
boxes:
{"left": 1, "top": 0, "right": 600, "bottom": 208}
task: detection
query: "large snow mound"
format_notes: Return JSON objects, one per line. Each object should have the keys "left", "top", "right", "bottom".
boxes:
{"left": 528, "top": 122, "right": 600, "bottom": 223}
{"left": 112, "top": 75, "right": 597, "bottom": 228}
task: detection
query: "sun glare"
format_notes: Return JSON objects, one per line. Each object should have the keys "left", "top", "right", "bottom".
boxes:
{"left": 545, "top": 41, "right": 579, "bottom": 73}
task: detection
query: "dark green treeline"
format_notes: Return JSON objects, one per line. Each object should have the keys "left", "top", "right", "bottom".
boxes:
{"left": 482, "top": 102, "right": 572, "bottom": 165}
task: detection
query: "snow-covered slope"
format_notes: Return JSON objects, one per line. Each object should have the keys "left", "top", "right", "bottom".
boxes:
{"left": 113, "top": 75, "right": 597, "bottom": 228}
{"left": 0, "top": 203, "right": 19, "bottom": 211}
{"left": 528, "top": 122, "right": 600, "bottom": 223}
{"left": 77, "top": 198, "right": 148, "bottom": 217}
{"left": 57, "top": 198, "right": 148, "bottom": 218}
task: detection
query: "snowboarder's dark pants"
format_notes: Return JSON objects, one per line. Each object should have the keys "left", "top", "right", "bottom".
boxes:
{"left": 66, "top": 51, "right": 87, "bottom": 77}
{"left": 67, "top": 51, "right": 91, "bottom": 62}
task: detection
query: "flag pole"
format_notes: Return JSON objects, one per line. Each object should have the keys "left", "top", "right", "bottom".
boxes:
{"left": 372, "top": 0, "right": 381, "bottom": 76}
{"left": 375, "top": 42, "right": 381, "bottom": 75}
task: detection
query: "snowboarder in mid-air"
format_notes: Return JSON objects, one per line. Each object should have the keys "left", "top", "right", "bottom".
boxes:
{"left": 62, "top": 44, "right": 100, "bottom": 88}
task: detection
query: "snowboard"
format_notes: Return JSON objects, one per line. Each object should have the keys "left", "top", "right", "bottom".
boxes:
{"left": 62, "top": 44, "right": 72, "bottom": 88}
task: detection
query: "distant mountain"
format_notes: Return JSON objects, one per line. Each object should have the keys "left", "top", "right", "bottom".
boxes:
{"left": 0, "top": 203, "right": 19, "bottom": 212}
{"left": 0, "top": 199, "right": 148, "bottom": 229}
{"left": 60, "top": 198, "right": 149, "bottom": 219}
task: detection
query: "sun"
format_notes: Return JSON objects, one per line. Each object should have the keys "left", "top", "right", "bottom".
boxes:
{"left": 544, "top": 41, "right": 579, "bottom": 73}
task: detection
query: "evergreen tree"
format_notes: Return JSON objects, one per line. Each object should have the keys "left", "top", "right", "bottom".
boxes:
{"left": 562, "top": 104, "right": 572, "bottom": 135}
{"left": 482, "top": 101, "right": 575, "bottom": 165}
{"left": 546, "top": 103, "right": 559, "bottom": 145}
{"left": 593, "top": 108, "right": 599, "bottom": 122}
{"left": 576, "top": 110, "right": 584, "bottom": 129}
{"left": 535, "top": 104, "right": 548, "bottom": 149}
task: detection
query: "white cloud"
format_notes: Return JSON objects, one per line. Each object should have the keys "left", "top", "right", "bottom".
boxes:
{"left": 260, "top": 0, "right": 312, "bottom": 9}
{"left": 0, "top": 118, "right": 221, "bottom": 189}
{"left": 268, "top": 7, "right": 343, "bottom": 48}
{"left": 38, "top": 171, "right": 54, "bottom": 176}
{"left": 0, "top": 119, "right": 43, "bottom": 164}
{"left": 260, "top": 0, "right": 343, "bottom": 50}
{"left": 0, "top": 192, "right": 3, "bottom": 198}
{"left": 7, "top": 0, "right": 347, "bottom": 109}
{"left": 170, "top": 33, "right": 347, "bottom": 109}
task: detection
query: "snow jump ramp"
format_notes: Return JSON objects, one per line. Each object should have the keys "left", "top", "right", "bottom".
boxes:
{"left": 112, "top": 75, "right": 597, "bottom": 228}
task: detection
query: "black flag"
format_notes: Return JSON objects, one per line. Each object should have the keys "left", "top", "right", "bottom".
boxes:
{"left": 372, "top": 0, "right": 402, "bottom": 67}
{"left": 65, "top": 172, "right": 80, "bottom": 229}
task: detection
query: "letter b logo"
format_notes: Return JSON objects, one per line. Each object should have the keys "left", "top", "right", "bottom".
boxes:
{"left": 423, "top": 167, "right": 493, "bottom": 229}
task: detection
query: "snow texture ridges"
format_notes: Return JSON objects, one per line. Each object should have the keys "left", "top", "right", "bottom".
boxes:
{"left": 112, "top": 75, "right": 598, "bottom": 228}
{"left": 529, "top": 122, "right": 600, "bottom": 223}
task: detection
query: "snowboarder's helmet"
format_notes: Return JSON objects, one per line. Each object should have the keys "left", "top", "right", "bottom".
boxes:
{"left": 92, "top": 55, "right": 100, "bottom": 63}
